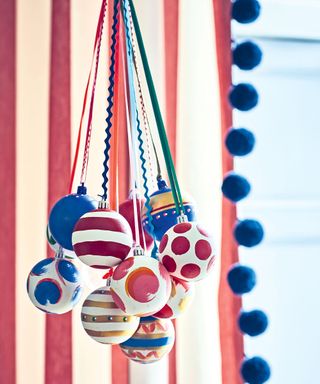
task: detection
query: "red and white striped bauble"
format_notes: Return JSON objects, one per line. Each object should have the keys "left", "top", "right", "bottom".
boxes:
{"left": 153, "top": 277, "right": 194, "bottom": 320}
{"left": 72, "top": 209, "right": 133, "bottom": 269}
{"left": 159, "top": 221, "right": 215, "bottom": 282}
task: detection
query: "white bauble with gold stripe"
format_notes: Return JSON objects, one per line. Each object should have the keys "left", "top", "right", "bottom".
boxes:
{"left": 81, "top": 287, "right": 140, "bottom": 345}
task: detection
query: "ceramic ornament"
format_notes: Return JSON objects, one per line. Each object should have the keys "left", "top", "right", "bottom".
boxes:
{"left": 49, "top": 185, "right": 98, "bottom": 251}
{"left": 81, "top": 287, "right": 140, "bottom": 344}
{"left": 110, "top": 255, "right": 172, "bottom": 316}
{"left": 159, "top": 221, "right": 215, "bottom": 282}
{"left": 72, "top": 208, "right": 133, "bottom": 269}
{"left": 46, "top": 225, "right": 75, "bottom": 259}
{"left": 153, "top": 277, "right": 194, "bottom": 319}
{"left": 120, "top": 316, "right": 175, "bottom": 364}
{"left": 119, "top": 197, "right": 153, "bottom": 249}
{"left": 26, "top": 257, "right": 83, "bottom": 314}
{"left": 142, "top": 179, "right": 196, "bottom": 241}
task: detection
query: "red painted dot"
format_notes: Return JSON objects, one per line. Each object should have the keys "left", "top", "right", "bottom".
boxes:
{"left": 181, "top": 263, "right": 201, "bottom": 279}
{"left": 195, "top": 239, "right": 212, "bottom": 260}
{"left": 197, "top": 225, "right": 210, "bottom": 237}
{"left": 112, "top": 257, "right": 134, "bottom": 280}
{"left": 153, "top": 304, "right": 174, "bottom": 319}
{"left": 207, "top": 256, "right": 215, "bottom": 272}
{"left": 173, "top": 222, "right": 192, "bottom": 234}
{"left": 171, "top": 236, "right": 190, "bottom": 255}
{"left": 159, "top": 234, "right": 168, "bottom": 253}
{"left": 162, "top": 255, "right": 177, "bottom": 273}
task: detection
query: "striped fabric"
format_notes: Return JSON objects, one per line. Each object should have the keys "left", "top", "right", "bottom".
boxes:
{"left": 2, "top": 0, "right": 231, "bottom": 383}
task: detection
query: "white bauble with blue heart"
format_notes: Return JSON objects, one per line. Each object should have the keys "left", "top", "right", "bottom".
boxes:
{"left": 26, "top": 257, "right": 83, "bottom": 314}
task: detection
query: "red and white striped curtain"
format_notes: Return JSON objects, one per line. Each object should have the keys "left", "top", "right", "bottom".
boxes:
{"left": 0, "top": 0, "right": 242, "bottom": 383}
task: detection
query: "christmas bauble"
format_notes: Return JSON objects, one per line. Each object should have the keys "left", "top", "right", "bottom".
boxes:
{"left": 26, "top": 257, "right": 83, "bottom": 314}
{"left": 72, "top": 208, "right": 133, "bottom": 269}
{"left": 110, "top": 256, "right": 171, "bottom": 316}
{"left": 153, "top": 277, "right": 194, "bottom": 319}
{"left": 119, "top": 197, "right": 153, "bottom": 249}
{"left": 81, "top": 287, "right": 140, "bottom": 344}
{"left": 46, "top": 225, "right": 75, "bottom": 259}
{"left": 142, "top": 179, "right": 196, "bottom": 241}
{"left": 159, "top": 222, "right": 215, "bottom": 282}
{"left": 120, "top": 316, "right": 175, "bottom": 364}
{"left": 48, "top": 185, "right": 98, "bottom": 251}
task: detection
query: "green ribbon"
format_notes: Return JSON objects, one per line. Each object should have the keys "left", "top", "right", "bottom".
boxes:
{"left": 128, "top": 0, "right": 185, "bottom": 215}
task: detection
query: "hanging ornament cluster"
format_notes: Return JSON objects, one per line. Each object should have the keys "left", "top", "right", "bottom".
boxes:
{"left": 26, "top": 0, "right": 216, "bottom": 365}
{"left": 224, "top": 2, "right": 271, "bottom": 383}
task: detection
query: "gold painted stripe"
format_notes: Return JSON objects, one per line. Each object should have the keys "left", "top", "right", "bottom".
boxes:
{"left": 133, "top": 332, "right": 171, "bottom": 339}
{"left": 82, "top": 315, "right": 135, "bottom": 323}
{"left": 85, "top": 329, "right": 133, "bottom": 338}
{"left": 82, "top": 300, "right": 118, "bottom": 309}
{"left": 121, "top": 346, "right": 169, "bottom": 352}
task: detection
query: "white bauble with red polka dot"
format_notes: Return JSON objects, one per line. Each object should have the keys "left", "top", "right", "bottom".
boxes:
{"left": 158, "top": 221, "right": 215, "bottom": 282}
{"left": 110, "top": 256, "right": 172, "bottom": 316}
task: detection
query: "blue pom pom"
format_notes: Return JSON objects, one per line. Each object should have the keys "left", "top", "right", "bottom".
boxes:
{"left": 49, "top": 187, "right": 98, "bottom": 250}
{"left": 232, "top": 0, "right": 261, "bottom": 24}
{"left": 241, "top": 357, "right": 271, "bottom": 384}
{"left": 222, "top": 173, "right": 251, "bottom": 202}
{"left": 227, "top": 264, "right": 256, "bottom": 295}
{"left": 229, "top": 83, "right": 259, "bottom": 111}
{"left": 234, "top": 219, "right": 264, "bottom": 247}
{"left": 233, "top": 41, "right": 263, "bottom": 70}
{"left": 238, "top": 310, "right": 269, "bottom": 336}
{"left": 225, "top": 128, "right": 255, "bottom": 156}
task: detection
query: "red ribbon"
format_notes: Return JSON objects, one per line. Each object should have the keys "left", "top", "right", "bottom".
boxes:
{"left": 68, "top": 0, "right": 107, "bottom": 193}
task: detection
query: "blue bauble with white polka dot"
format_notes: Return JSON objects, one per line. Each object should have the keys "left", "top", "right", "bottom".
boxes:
{"left": 27, "top": 257, "right": 83, "bottom": 314}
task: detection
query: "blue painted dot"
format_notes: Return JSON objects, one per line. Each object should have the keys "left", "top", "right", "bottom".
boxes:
{"left": 34, "top": 280, "right": 61, "bottom": 305}
{"left": 31, "top": 258, "right": 54, "bottom": 276}
{"left": 72, "top": 285, "right": 82, "bottom": 304}
{"left": 57, "top": 259, "right": 79, "bottom": 283}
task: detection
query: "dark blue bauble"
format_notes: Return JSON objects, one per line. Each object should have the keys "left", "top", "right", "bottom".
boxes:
{"left": 233, "top": 41, "right": 263, "bottom": 70}
{"left": 234, "top": 219, "right": 264, "bottom": 247}
{"left": 143, "top": 178, "right": 196, "bottom": 242}
{"left": 48, "top": 185, "right": 98, "bottom": 250}
{"left": 227, "top": 264, "right": 256, "bottom": 295}
{"left": 225, "top": 128, "right": 255, "bottom": 156}
{"left": 229, "top": 83, "right": 259, "bottom": 111}
{"left": 241, "top": 357, "right": 271, "bottom": 384}
{"left": 232, "top": 0, "right": 261, "bottom": 24}
{"left": 222, "top": 173, "right": 251, "bottom": 202}
{"left": 238, "top": 310, "right": 269, "bottom": 336}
